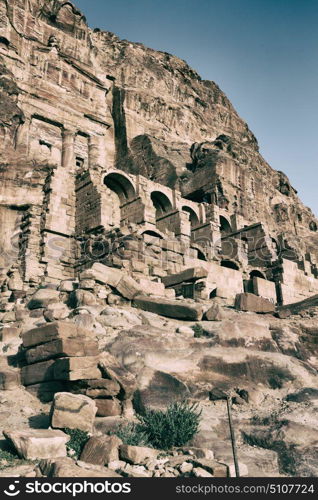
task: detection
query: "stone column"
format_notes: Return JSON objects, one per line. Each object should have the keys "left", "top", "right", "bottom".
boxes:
{"left": 89, "top": 134, "right": 106, "bottom": 169}
{"left": 62, "top": 129, "right": 75, "bottom": 170}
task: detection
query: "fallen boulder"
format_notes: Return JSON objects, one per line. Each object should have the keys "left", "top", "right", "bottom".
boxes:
{"left": 80, "top": 263, "right": 123, "bottom": 288}
{"left": 133, "top": 296, "right": 204, "bottom": 320}
{"left": 119, "top": 445, "right": 158, "bottom": 465}
{"left": 51, "top": 392, "right": 97, "bottom": 432}
{"left": 42, "top": 457, "right": 121, "bottom": 477}
{"left": 162, "top": 267, "right": 208, "bottom": 288}
{"left": 95, "top": 398, "right": 122, "bottom": 417}
{"left": 27, "top": 288, "right": 60, "bottom": 310}
{"left": 80, "top": 435, "right": 122, "bottom": 465}
{"left": 3, "top": 429, "right": 69, "bottom": 460}
{"left": 235, "top": 293, "right": 275, "bottom": 313}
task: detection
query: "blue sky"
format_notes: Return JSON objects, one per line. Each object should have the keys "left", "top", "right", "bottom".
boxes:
{"left": 75, "top": 0, "right": 318, "bottom": 215}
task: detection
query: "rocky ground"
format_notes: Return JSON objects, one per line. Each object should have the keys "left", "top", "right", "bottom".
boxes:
{"left": 1, "top": 269, "right": 318, "bottom": 478}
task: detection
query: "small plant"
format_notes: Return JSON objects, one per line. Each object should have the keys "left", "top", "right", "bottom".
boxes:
{"left": 138, "top": 401, "right": 201, "bottom": 450}
{"left": 63, "top": 428, "right": 89, "bottom": 459}
{"left": 0, "top": 449, "right": 31, "bottom": 470}
{"left": 2, "top": 344, "right": 10, "bottom": 353}
{"left": 0, "top": 449, "right": 17, "bottom": 469}
{"left": 110, "top": 422, "right": 151, "bottom": 447}
{"left": 192, "top": 323, "right": 204, "bottom": 338}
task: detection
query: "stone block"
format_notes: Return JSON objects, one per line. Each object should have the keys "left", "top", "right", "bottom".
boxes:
{"left": 204, "top": 303, "right": 234, "bottom": 321}
{"left": 80, "top": 264, "right": 123, "bottom": 287}
{"left": 0, "top": 369, "right": 21, "bottom": 390}
{"left": 59, "top": 280, "right": 77, "bottom": 292}
{"left": 25, "top": 338, "right": 99, "bottom": 364}
{"left": 133, "top": 295, "right": 204, "bottom": 320}
{"left": 71, "top": 289, "right": 97, "bottom": 307}
{"left": 44, "top": 303, "right": 70, "bottom": 321}
{"left": 0, "top": 326, "right": 21, "bottom": 342}
{"left": 43, "top": 458, "right": 121, "bottom": 477}
{"left": 137, "top": 278, "right": 165, "bottom": 296}
{"left": 21, "top": 359, "right": 56, "bottom": 386}
{"left": 191, "top": 458, "right": 228, "bottom": 477}
{"left": 70, "top": 378, "right": 121, "bottom": 398}
{"left": 95, "top": 398, "right": 122, "bottom": 417}
{"left": 79, "top": 279, "right": 95, "bottom": 290}
{"left": 53, "top": 356, "right": 101, "bottom": 381}
{"left": 80, "top": 435, "right": 122, "bottom": 465}
{"left": 28, "top": 289, "right": 60, "bottom": 310}
{"left": 3, "top": 429, "right": 69, "bottom": 460}
{"left": 51, "top": 392, "right": 97, "bottom": 432}
{"left": 193, "top": 467, "right": 213, "bottom": 477}
{"left": 22, "top": 322, "right": 88, "bottom": 348}
{"left": 235, "top": 293, "right": 275, "bottom": 313}
{"left": 116, "top": 275, "right": 144, "bottom": 300}
{"left": 119, "top": 445, "right": 158, "bottom": 465}
{"left": 162, "top": 267, "right": 208, "bottom": 287}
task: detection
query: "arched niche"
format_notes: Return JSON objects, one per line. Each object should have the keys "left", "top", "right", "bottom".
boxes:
{"left": 182, "top": 206, "right": 200, "bottom": 228}
{"left": 104, "top": 172, "right": 136, "bottom": 204}
{"left": 104, "top": 172, "right": 136, "bottom": 227}
{"left": 191, "top": 244, "right": 207, "bottom": 261}
{"left": 221, "top": 260, "right": 240, "bottom": 270}
{"left": 249, "top": 270, "right": 266, "bottom": 280}
{"left": 0, "top": 37, "right": 10, "bottom": 49}
{"left": 151, "top": 191, "right": 173, "bottom": 220}
{"left": 141, "top": 230, "right": 165, "bottom": 240}
{"left": 220, "top": 215, "right": 232, "bottom": 236}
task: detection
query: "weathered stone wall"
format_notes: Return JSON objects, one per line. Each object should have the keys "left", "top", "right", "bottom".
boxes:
{"left": 1, "top": 0, "right": 318, "bottom": 307}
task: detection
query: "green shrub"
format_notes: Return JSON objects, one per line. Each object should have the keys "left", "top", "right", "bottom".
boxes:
{"left": 192, "top": 323, "right": 204, "bottom": 338}
{"left": 110, "top": 422, "right": 151, "bottom": 447}
{"left": 138, "top": 401, "right": 201, "bottom": 450}
{"left": 63, "top": 428, "right": 89, "bottom": 459}
{"left": 0, "top": 449, "right": 32, "bottom": 470}
{"left": 0, "top": 449, "right": 18, "bottom": 470}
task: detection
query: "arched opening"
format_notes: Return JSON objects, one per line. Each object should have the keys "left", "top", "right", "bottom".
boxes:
{"left": 197, "top": 249, "right": 207, "bottom": 261}
{"left": 104, "top": 173, "right": 136, "bottom": 227}
{"left": 191, "top": 245, "right": 207, "bottom": 261}
{"left": 104, "top": 173, "right": 136, "bottom": 204}
{"left": 182, "top": 206, "right": 200, "bottom": 228}
{"left": 151, "top": 191, "right": 173, "bottom": 219}
{"left": 210, "top": 288, "right": 217, "bottom": 299}
{"left": 220, "top": 216, "right": 232, "bottom": 236}
{"left": 0, "top": 37, "right": 10, "bottom": 48}
{"left": 141, "top": 230, "right": 164, "bottom": 240}
{"left": 221, "top": 260, "right": 239, "bottom": 270}
{"left": 245, "top": 269, "right": 267, "bottom": 294}
{"left": 249, "top": 270, "right": 266, "bottom": 280}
